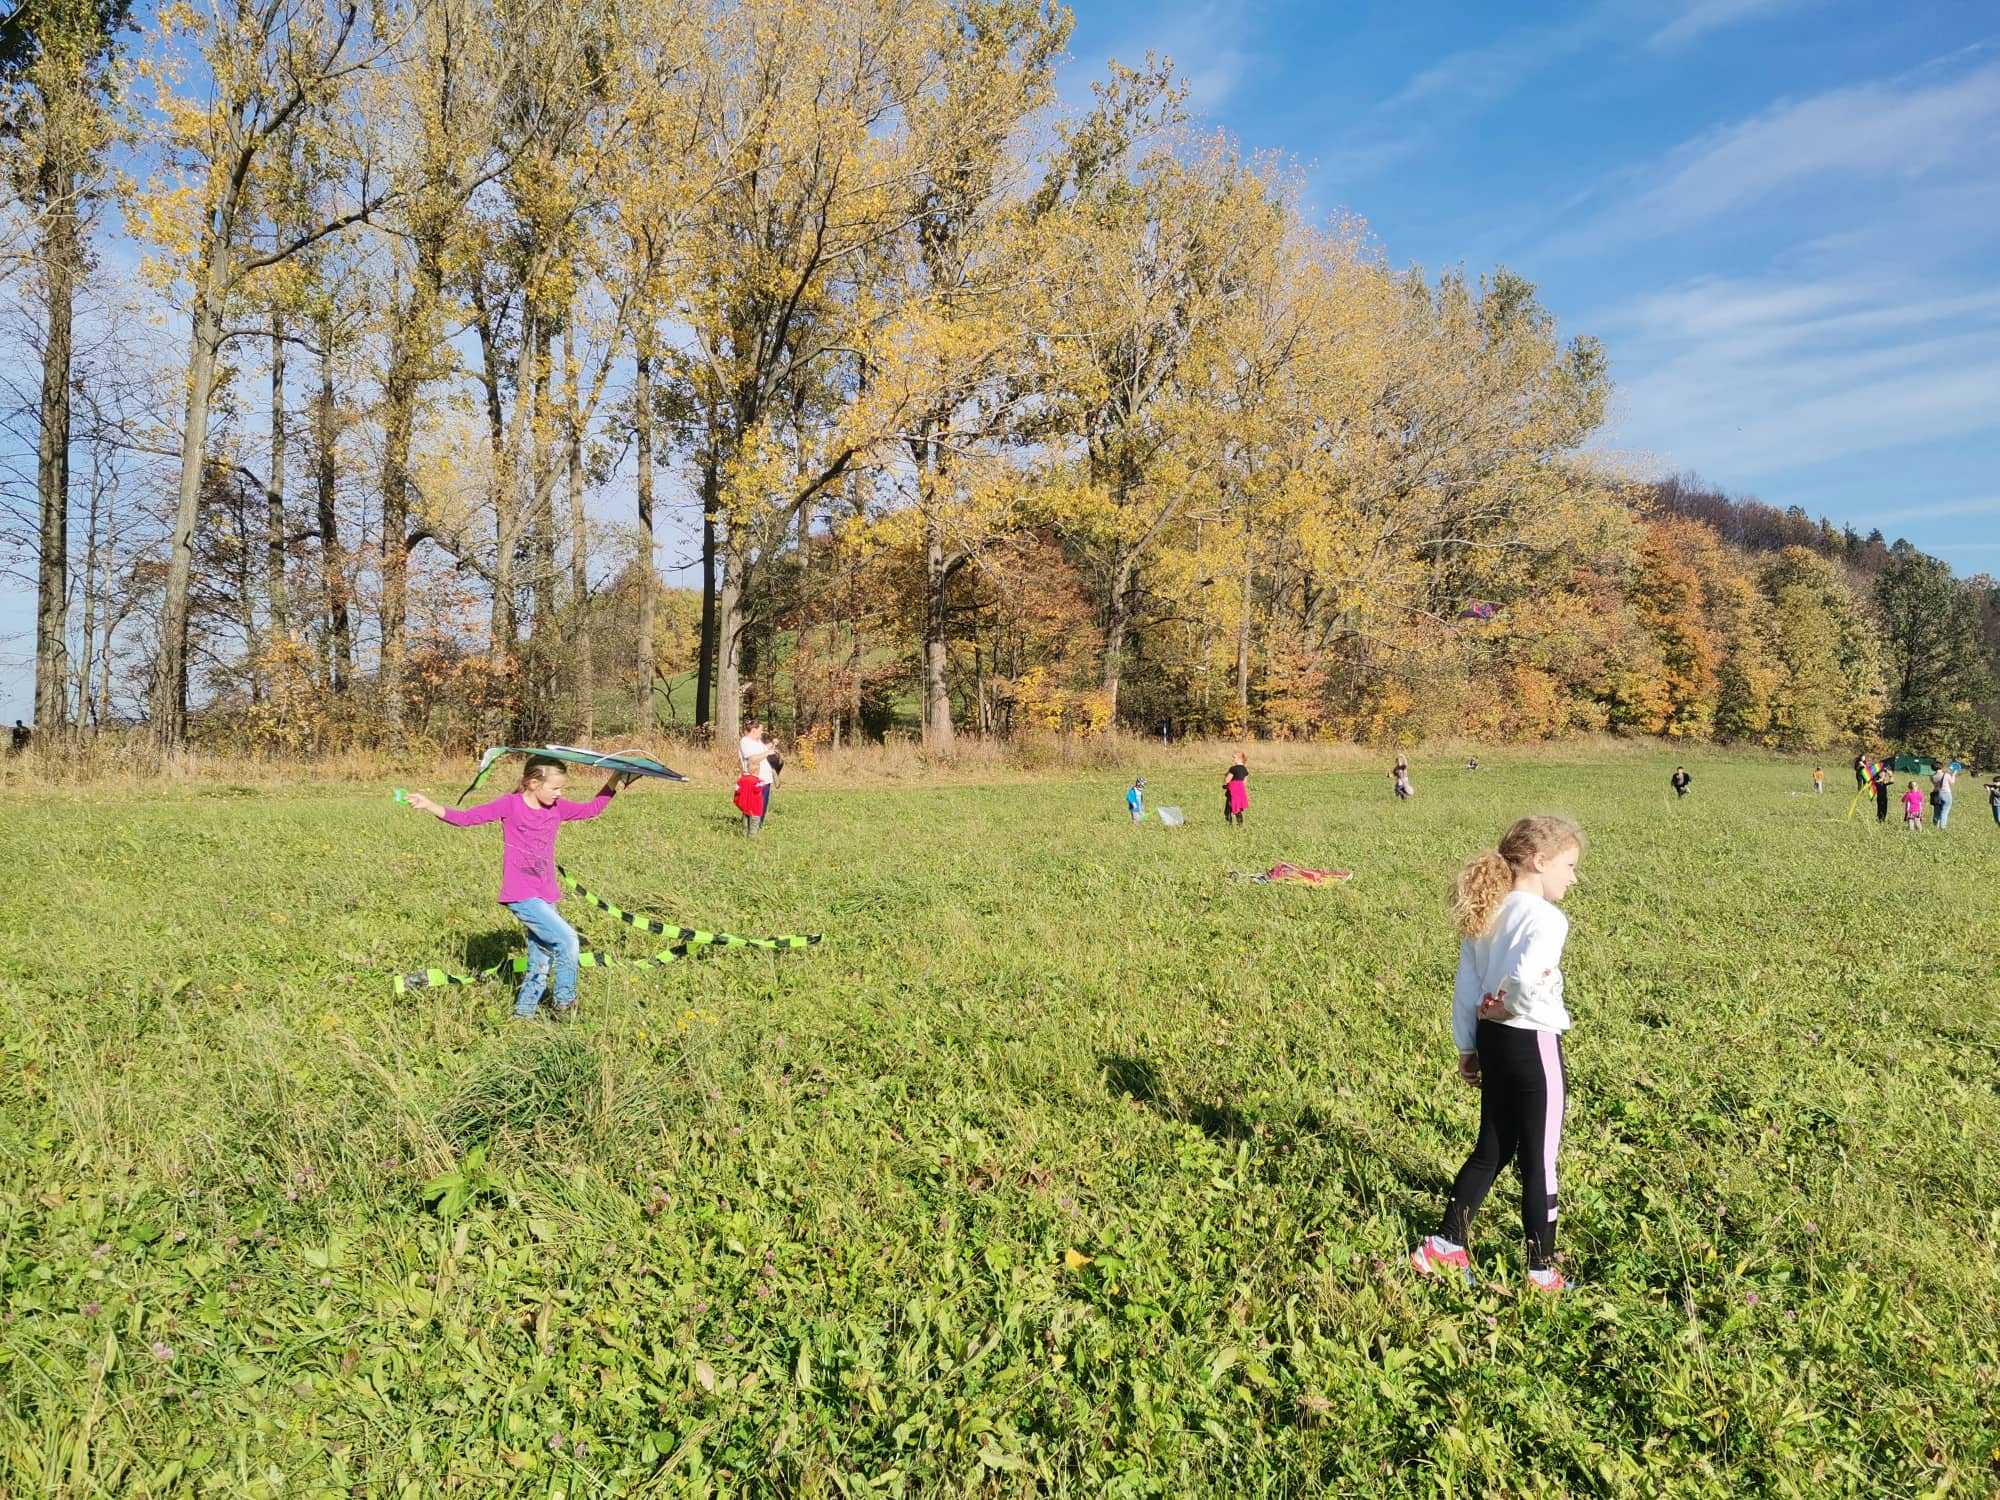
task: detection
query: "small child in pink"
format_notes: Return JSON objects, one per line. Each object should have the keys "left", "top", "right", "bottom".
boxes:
{"left": 1901, "top": 782, "right": 1924, "bottom": 831}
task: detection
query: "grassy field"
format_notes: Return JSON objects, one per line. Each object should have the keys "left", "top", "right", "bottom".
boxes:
{"left": 2, "top": 752, "right": 1997, "bottom": 1496}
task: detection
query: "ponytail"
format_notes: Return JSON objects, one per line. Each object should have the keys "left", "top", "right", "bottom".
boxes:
{"left": 1451, "top": 814, "right": 1585, "bottom": 937}
{"left": 1451, "top": 851, "right": 1515, "bottom": 938}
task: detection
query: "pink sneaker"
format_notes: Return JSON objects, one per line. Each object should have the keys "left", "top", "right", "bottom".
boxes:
{"left": 1409, "top": 1237, "right": 1474, "bottom": 1286}
{"left": 1526, "top": 1267, "right": 1568, "bottom": 1294}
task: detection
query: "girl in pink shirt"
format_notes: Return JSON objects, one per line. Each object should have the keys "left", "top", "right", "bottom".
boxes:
{"left": 405, "top": 756, "right": 636, "bottom": 1019}
{"left": 1901, "top": 782, "right": 1924, "bottom": 831}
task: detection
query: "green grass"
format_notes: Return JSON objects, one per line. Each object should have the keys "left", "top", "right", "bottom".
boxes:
{"left": 2, "top": 755, "right": 1997, "bottom": 1496}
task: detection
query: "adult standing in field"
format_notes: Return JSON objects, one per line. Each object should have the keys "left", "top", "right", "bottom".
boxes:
{"left": 1670, "top": 766, "right": 1692, "bottom": 799}
{"left": 1932, "top": 762, "right": 1956, "bottom": 829}
{"left": 9, "top": 720, "right": 27, "bottom": 754}
{"left": 1986, "top": 776, "right": 1999, "bottom": 827}
{"left": 738, "top": 720, "right": 779, "bottom": 818}
{"left": 1393, "top": 755, "right": 1414, "bottom": 801}
{"left": 1853, "top": 752, "right": 1867, "bottom": 792}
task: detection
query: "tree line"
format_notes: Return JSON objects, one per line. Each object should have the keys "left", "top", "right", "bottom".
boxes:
{"left": 3, "top": 0, "right": 1995, "bottom": 759}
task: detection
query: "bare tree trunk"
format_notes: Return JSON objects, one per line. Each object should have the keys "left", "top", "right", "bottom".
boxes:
{"left": 315, "top": 314, "right": 351, "bottom": 691}
{"left": 529, "top": 321, "right": 556, "bottom": 640}
{"left": 792, "top": 503, "right": 810, "bottom": 735}
{"left": 632, "top": 333, "right": 655, "bottom": 729}
{"left": 474, "top": 288, "right": 515, "bottom": 660}
{"left": 922, "top": 516, "right": 955, "bottom": 750}
{"left": 99, "top": 603, "right": 126, "bottom": 726}
{"left": 378, "top": 239, "right": 438, "bottom": 732}
{"left": 76, "top": 474, "right": 101, "bottom": 728}
{"left": 267, "top": 311, "right": 289, "bottom": 640}
{"left": 695, "top": 447, "right": 719, "bottom": 728}
{"left": 564, "top": 320, "right": 591, "bottom": 739}
{"left": 33, "top": 141, "right": 77, "bottom": 737}
{"left": 716, "top": 538, "right": 743, "bottom": 748}
{"left": 155, "top": 274, "right": 226, "bottom": 744}
{"left": 1235, "top": 516, "right": 1252, "bottom": 718}
{"left": 1100, "top": 553, "right": 1135, "bottom": 718}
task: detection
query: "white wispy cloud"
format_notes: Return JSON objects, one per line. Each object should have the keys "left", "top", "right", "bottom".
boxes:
{"left": 1073, "top": 0, "right": 1258, "bottom": 117}
{"left": 1545, "top": 55, "right": 2000, "bottom": 255}
{"left": 1599, "top": 269, "right": 2000, "bottom": 479}
{"left": 1318, "top": 5, "right": 1624, "bottom": 184}
{"left": 1866, "top": 495, "right": 2000, "bottom": 524}
{"left": 1648, "top": 0, "right": 1807, "bottom": 51}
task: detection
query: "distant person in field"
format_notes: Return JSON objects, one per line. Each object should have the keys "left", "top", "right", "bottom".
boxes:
{"left": 1931, "top": 762, "right": 1956, "bottom": 829}
{"left": 1466, "top": 756, "right": 1480, "bottom": 771}
{"left": 1813, "top": 767, "right": 1824, "bottom": 795}
{"left": 1986, "top": 775, "right": 2000, "bottom": 827}
{"left": 1411, "top": 814, "right": 1584, "bottom": 1295}
{"left": 403, "top": 755, "right": 637, "bottom": 1020}
{"left": 1223, "top": 753, "right": 1248, "bottom": 826}
{"left": 1126, "top": 777, "right": 1145, "bottom": 823}
{"left": 8, "top": 720, "right": 26, "bottom": 753}
{"left": 1873, "top": 763, "right": 1893, "bottom": 823}
{"left": 1670, "top": 766, "right": 1692, "bottom": 799}
{"left": 738, "top": 720, "right": 779, "bottom": 817}
{"left": 734, "top": 772, "right": 767, "bottom": 835}
{"left": 1393, "top": 755, "right": 1414, "bottom": 801}
{"left": 1853, "top": 752, "right": 1867, "bottom": 792}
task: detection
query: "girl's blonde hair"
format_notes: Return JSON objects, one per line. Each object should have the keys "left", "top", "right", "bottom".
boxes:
{"left": 1452, "top": 815, "right": 1585, "bottom": 938}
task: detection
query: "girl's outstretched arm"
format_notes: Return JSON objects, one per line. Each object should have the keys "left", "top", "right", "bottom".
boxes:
{"left": 560, "top": 773, "right": 636, "bottom": 822}
{"left": 403, "top": 790, "right": 451, "bottom": 821}
{"left": 407, "top": 792, "right": 509, "bottom": 826}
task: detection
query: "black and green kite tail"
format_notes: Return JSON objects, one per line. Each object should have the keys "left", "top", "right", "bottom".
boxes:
{"left": 392, "top": 870, "right": 820, "bottom": 994}
{"left": 556, "top": 868, "right": 817, "bottom": 951}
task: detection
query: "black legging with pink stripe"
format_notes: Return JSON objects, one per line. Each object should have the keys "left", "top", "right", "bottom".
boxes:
{"left": 1441, "top": 1020, "right": 1568, "bottom": 1269}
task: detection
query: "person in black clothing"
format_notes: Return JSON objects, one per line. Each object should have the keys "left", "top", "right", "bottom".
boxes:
{"left": 1853, "top": 753, "right": 1867, "bottom": 791}
{"left": 1872, "top": 764, "right": 1893, "bottom": 822}
{"left": 8, "top": 720, "right": 26, "bottom": 754}
{"left": 1670, "top": 766, "right": 1691, "bottom": 798}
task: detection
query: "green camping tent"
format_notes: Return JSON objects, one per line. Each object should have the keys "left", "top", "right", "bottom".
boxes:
{"left": 1890, "top": 754, "right": 1935, "bottom": 776}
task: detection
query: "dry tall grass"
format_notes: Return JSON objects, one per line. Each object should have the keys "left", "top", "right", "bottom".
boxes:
{"left": 0, "top": 726, "right": 1749, "bottom": 795}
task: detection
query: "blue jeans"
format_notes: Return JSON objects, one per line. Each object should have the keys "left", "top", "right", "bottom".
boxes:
{"left": 505, "top": 898, "right": 580, "bottom": 1016}
{"left": 1936, "top": 796, "right": 1951, "bottom": 829}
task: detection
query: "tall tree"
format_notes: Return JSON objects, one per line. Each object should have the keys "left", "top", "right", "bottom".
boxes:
{"left": 4, "top": 0, "right": 130, "bottom": 735}
{"left": 134, "top": 0, "right": 396, "bottom": 744}
{"left": 1874, "top": 544, "right": 1987, "bottom": 750}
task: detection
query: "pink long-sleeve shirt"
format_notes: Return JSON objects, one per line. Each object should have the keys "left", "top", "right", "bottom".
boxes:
{"left": 441, "top": 790, "right": 612, "bottom": 904}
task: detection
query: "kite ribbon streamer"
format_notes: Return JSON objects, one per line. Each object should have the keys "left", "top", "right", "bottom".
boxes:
{"left": 392, "top": 869, "right": 820, "bottom": 994}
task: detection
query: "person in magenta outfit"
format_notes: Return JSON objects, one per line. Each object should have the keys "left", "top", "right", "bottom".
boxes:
{"left": 1223, "top": 753, "right": 1249, "bottom": 826}
{"left": 404, "top": 755, "right": 637, "bottom": 1019}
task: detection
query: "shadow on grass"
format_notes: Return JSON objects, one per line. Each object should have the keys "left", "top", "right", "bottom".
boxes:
{"left": 1099, "top": 1053, "right": 1253, "bottom": 1141}
{"left": 463, "top": 929, "right": 521, "bottom": 972}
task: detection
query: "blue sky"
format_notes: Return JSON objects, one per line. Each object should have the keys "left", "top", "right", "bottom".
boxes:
{"left": 4, "top": 0, "right": 1996, "bottom": 722}
{"left": 1063, "top": 0, "right": 2000, "bottom": 570}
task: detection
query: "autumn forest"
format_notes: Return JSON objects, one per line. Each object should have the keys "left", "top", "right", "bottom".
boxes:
{"left": 4, "top": 0, "right": 1997, "bottom": 759}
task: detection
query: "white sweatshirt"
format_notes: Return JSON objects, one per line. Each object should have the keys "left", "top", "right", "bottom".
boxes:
{"left": 1451, "top": 890, "right": 1572, "bottom": 1053}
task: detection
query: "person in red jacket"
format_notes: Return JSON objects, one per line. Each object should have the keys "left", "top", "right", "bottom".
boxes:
{"left": 734, "top": 774, "right": 767, "bottom": 836}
